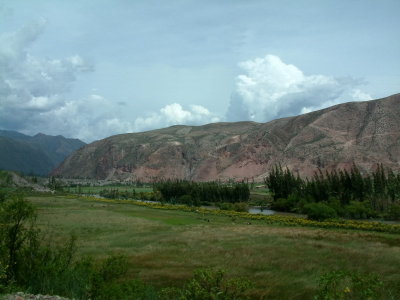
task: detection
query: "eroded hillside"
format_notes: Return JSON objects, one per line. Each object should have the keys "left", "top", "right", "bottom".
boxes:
{"left": 52, "top": 94, "right": 400, "bottom": 181}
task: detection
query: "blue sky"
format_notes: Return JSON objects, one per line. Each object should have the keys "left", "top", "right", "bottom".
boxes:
{"left": 0, "top": 0, "right": 399, "bottom": 142}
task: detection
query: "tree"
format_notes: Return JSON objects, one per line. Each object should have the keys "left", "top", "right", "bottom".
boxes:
{"left": 0, "top": 194, "right": 36, "bottom": 281}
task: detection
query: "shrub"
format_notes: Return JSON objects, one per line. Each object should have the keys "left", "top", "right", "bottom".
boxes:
{"left": 89, "top": 255, "right": 157, "bottom": 300}
{"left": 0, "top": 193, "right": 36, "bottom": 281}
{"left": 271, "top": 198, "right": 294, "bottom": 212}
{"left": 271, "top": 193, "right": 304, "bottom": 212}
{"left": 304, "top": 203, "right": 337, "bottom": 221}
{"left": 219, "top": 202, "right": 233, "bottom": 211}
{"left": 0, "top": 190, "right": 7, "bottom": 203}
{"left": 0, "top": 261, "right": 7, "bottom": 293}
{"left": 178, "top": 194, "right": 193, "bottom": 206}
{"left": 160, "top": 269, "right": 252, "bottom": 300}
{"left": 315, "top": 270, "right": 383, "bottom": 300}
{"left": 327, "top": 197, "right": 346, "bottom": 217}
{"left": 344, "top": 201, "right": 376, "bottom": 219}
{"left": 385, "top": 203, "right": 400, "bottom": 221}
{"left": 0, "top": 171, "right": 12, "bottom": 187}
{"left": 232, "top": 202, "right": 248, "bottom": 212}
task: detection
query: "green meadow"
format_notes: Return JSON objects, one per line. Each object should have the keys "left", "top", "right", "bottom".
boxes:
{"left": 29, "top": 195, "right": 400, "bottom": 299}
{"left": 64, "top": 186, "right": 153, "bottom": 194}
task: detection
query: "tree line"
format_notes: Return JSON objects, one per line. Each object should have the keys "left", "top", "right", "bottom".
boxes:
{"left": 153, "top": 180, "right": 250, "bottom": 206}
{"left": 264, "top": 163, "right": 400, "bottom": 220}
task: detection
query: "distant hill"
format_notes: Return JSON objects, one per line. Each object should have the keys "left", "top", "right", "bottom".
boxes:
{"left": 0, "top": 131, "right": 85, "bottom": 175}
{"left": 53, "top": 93, "right": 400, "bottom": 181}
{"left": 0, "top": 170, "right": 50, "bottom": 192}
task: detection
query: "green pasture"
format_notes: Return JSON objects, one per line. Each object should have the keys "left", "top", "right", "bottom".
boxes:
{"left": 29, "top": 195, "right": 400, "bottom": 299}
{"left": 64, "top": 185, "right": 153, "bottom": 194}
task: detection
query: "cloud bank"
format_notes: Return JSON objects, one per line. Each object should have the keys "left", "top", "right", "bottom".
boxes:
{"left": 226, "top": 55, "right": 372, "bottom": 122}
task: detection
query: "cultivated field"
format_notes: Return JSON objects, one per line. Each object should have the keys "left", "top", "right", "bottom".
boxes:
{"left": 30, "top": 195, "right": 400, "bottom": 299}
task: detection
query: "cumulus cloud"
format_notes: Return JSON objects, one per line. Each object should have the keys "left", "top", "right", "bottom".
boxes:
{"left": 0, "top": 21, "right": 134, "bottom": 142}
{"left": 36, "top": 94, "right": 134, "bottom": 141}
{"left": 226, "top": 54, "right": 372, "bottom": 122}
{"left": 134, "top": 103, "right": 220, "bottom": 132}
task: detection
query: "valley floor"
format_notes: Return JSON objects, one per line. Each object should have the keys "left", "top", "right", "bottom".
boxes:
{"left": 30, "top": 195, "right": 400, "bottom": 299}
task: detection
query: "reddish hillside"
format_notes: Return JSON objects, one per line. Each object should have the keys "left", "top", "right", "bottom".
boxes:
{"left": 52, "top": 94, "right": 400, "bottom": 181}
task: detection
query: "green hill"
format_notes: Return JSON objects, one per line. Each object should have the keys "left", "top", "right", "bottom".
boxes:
{"left": 0, "top": 130, "right": 85, "bottom": 175}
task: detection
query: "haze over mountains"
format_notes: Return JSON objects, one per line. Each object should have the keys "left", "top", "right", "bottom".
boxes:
{"left": 0, "top": 131, "right": 85, "bottom": 175}
{"left": 52, "top": 94, "right": 400, "bottom": 181}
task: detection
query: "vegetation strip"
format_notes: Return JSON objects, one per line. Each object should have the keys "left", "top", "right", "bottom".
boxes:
{"left": 75, "top": 195, "right": 400, "bottom": 234}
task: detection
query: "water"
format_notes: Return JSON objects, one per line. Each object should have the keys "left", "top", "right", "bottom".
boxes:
{"left": 248, "top": 207, "right": 275, "bottom": 215}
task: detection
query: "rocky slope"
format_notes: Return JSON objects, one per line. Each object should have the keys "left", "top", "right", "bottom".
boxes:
{"left": 53, "top": 93, "right": 400, "bottom": 181}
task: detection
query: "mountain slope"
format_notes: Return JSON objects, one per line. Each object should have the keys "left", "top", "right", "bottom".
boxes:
{"left": 0, "top": 131, "right": 85, "bottom": 175}
{"left": 30, "top": 133, "right": 86, "bottom": 166}
{"left": 52, "top": 93, "right": 400, "bottom": 180}
{"left": 0, "top": 137, "right": 54, "bottom": 175}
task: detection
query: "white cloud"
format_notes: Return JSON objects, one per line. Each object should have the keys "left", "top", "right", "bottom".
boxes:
{"left": 351, "top": 89, "right": 373, "bottom": 101}
{"left": 32, "top": 93, "right": 135, "bottom": 142}
{"left": 0, "top": 22, "right": 223, "bottom": 142}
{"left": 134, "top": 103, "right": 220, "bottom": 132}
{"left": 226, "top": 54, "right": 372, "bottom": 122}
{"left": 0, "top": 22, "right": 135, "bottom": 142}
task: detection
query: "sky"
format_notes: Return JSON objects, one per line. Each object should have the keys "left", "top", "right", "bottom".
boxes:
{"left": 0, "top": 0, "right": 399, "bottom": 142}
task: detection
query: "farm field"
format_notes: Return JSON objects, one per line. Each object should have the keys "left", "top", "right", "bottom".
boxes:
{"left": 29, "top": 195, "right": 400, "bottom": 299}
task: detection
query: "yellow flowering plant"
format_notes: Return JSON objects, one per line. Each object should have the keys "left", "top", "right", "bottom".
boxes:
{"left": 75, "top": 195, "right": 400, "bottom": 234}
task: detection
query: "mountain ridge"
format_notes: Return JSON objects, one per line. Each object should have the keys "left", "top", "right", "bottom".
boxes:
{"left": 0, "top": 131, "right": 86, "bottom": 175}
{"left": 52, "top": 93, "right": 400, "bottom": 181}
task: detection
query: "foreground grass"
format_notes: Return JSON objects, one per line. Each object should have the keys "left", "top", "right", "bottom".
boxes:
{"left": 30, "top": 195, "right": 400, "bottom": 299}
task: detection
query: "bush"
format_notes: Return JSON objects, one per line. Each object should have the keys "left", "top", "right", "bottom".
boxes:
{"left": 385, "top": 203, "right": 400, "bottom": 221}
{"left": 304, "top": 203, "right": 337, "bottom": 221}
{"left": 89, "top": 255, "right": 157, "bottom": 300}
{"left": 271, "top": 193, "right": 303, "bottom": 212}
{"left": 232, "top": 202, "right": 248, "bottom": 212}
{"left": 179, "top": 194, "right": 193, "bottom": 206}
{"left": 344, "top": 201, "right": 376, "bottom": 219}
{"left": 0, "top": 171, "right": 12, "bottom": 187}
{"left": 0, "top": 193, "right": 36, "bottom": 281}
{"left": 160, "top": 269, "right": 252, "bottom": 300}
{"left": 271, "top": 198, "right": 294, "bottom": 212}
{"left": 218, "top": 202, "right": 233, "bottom": 211}
{"left": 0, "top": 260, "right": 7, "bottom": 293}
{"left": 315, "top": 270, "right": 383, "bottom": 300}
{"left": 0, "top": 190, "right": 7, "bottom": 203}
{"left": 326, "top": 197, "right": 346, "bottom": 217}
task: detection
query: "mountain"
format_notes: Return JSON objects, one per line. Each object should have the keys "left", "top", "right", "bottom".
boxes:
{"left": 0, "top": 131, "right": 85, "bottom": 175}
{"left": 52, "top": 93, "right": 400, "bottom": 181}
{"left": 30, "top": 133, "right": 86, "bottom": 166}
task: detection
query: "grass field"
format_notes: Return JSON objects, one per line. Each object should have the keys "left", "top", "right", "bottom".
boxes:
{"left": 64, "top": 186, "right": 153, "bottom": 194}
{"left": 29, "top": 195, "right": 400, "bottom": 299}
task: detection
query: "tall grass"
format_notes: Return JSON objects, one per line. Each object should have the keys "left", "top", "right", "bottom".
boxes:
{"left": 25, "top": 195, "right": 400, "bottom": 299}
